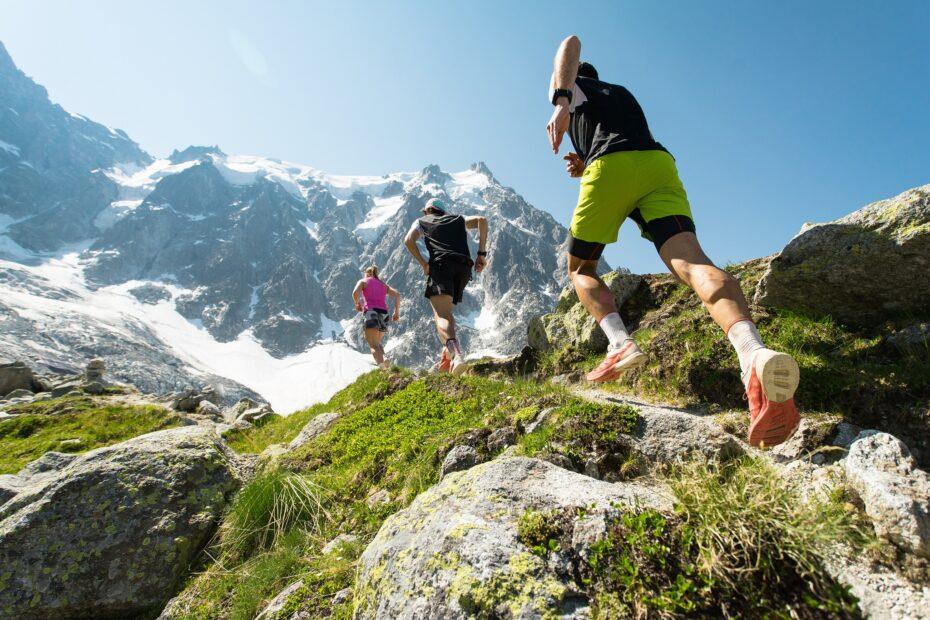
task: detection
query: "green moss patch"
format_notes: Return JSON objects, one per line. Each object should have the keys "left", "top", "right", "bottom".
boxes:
{"left": 517, "top": 400, "right": 641, "bottom": 480}
{"left": 0, "top": 398, "right": 181, "bottom": 474}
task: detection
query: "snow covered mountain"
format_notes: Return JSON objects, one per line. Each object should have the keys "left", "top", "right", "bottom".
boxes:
{"left": 0, "top": 41, "right": 575, "bottom": 410}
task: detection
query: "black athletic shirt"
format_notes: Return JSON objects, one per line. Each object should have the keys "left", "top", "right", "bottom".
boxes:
{"left": 411, "top": 213, "right": 471, "bottom": 263}
{"left": 560, "top": 76, "right": 668, "bottom": 166}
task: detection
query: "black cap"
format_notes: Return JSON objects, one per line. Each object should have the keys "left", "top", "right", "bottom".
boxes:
{"left": 577, "top": 62, "right": 598, "bottom": 80}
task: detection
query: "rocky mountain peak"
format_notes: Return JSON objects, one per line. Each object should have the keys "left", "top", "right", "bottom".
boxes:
{"left": 168, "top": 145, "right": 225, "bottom": 164}
{"left": 470, "top": 160, "right": 496, "bottom": 182}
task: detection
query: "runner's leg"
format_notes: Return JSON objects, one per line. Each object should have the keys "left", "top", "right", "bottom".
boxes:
{"left": 364, "top": 327, "right": 385, "bottom": 365}
{"left": 428, "top": 294, "right": 458, "bottom": 352}
{"left": 657, "top": 232, "right": 751, "bottom": 332}
{"left": 567, "top": 253, "right": 616, "bottom": 322}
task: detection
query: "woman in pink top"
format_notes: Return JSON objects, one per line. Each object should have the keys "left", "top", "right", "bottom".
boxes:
{"left": 352, "top": 265, "right": 401, "bottom": 369}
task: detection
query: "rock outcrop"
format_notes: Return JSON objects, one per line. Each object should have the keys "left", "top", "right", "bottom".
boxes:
{"left": 288, "top": 412, "right": 339, "bottom": 451}
{"left": 528, "top": 270, "right": 641, "bottom": 354}
{"left": 0, "top": 427, "right": 241, "bottom": 619}
{"left": 844, "top": 431, "right": 930, "bottom": 558}
{"left": 355, "top": 457, "right": 670, "bottom": 619}
{"left": 755, "top": 185, "right": 930, "bottom": 326}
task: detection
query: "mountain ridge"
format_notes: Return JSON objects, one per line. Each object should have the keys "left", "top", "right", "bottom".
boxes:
{"left": 0, "top": 40, "right": 580, "bottom": 409}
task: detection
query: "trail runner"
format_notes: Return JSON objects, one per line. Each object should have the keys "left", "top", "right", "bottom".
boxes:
{"left": 546, "top": 35, "right": 800, "bottom": 447}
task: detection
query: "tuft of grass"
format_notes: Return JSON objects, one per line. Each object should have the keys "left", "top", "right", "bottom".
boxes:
{"left": 0, "top": 400, "right": 181, "bottom": 474}
{"left": 587, "top": 509, "right": 711, "bottom": 618}
{"left": 517, "top": 400, "right": 640, "bottom": 479}
{"left": 575, "top": 457, "right": 868, "bottom": 618}
{"left": 665, "top": 457, "right": 869, "bottom": 617}
{"left": 219, "top": 470, "right": 329, "bottom": 562}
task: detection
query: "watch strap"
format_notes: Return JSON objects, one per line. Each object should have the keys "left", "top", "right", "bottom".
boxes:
{"left": 551, "top": 88, "right": 573, "bottom": 106}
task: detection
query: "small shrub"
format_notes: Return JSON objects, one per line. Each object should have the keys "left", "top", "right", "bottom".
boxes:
{"left": 517, "top": 510, "right": 565, "bottom": 556}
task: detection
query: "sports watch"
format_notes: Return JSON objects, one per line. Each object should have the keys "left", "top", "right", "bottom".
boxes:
{"left": 551, "top": 88, "right": 573, "bottom": 106}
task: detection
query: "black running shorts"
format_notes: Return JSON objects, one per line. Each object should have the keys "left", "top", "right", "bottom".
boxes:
{"left": 424, "top": 257, "right": 472, "bottom": 304}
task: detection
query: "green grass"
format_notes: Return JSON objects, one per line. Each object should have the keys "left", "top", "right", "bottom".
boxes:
{"left": 517, "top": 400, "right": 641, "bottom": 478}
{"left": 223, "top": 370, "right": 407, "bottom": 454}
{"left": 518, "top": 457, "right": 870, "bottom": 619}
{"left": 0, "top": 397, "right": 181, "bottom": 474}
{"left": 168, "top": 371, "right": 580, "bottom": 619}
{"left": 218, "top": 470, "right": 329, "bottom": 561}
{"left": 533, "top": 261, "right": 930, "bottom": 461}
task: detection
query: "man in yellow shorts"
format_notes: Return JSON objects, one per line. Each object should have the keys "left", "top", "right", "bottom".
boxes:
{"left": 546, "top": 35, "right": 801, "bottom": 447}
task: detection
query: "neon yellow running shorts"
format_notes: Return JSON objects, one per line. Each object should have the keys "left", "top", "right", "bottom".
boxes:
{"left": 568, "top": 150, "right": 695, "bottom": 259}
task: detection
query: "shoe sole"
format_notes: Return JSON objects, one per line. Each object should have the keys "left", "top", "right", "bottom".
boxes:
{"left": 754, "top": 350, "right": 800, "bottom": 403}
{"left": 586, "top": 351, "right": 647, "bottom": 383}
{"left": 451, "top": 360, "right": 470, "bottom": 376}
{"left": 747, "top": 401, "right": 801, "bottom": 448}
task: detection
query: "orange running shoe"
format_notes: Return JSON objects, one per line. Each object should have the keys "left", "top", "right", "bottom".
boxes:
{"left": 585, "top": 340, "right": 647, "bottom": 383}
{"left": 746, "top": 349, "right": 801, "bottom": 448}
{"left": 436, "top": 349, "right": 452, "bottom": 373}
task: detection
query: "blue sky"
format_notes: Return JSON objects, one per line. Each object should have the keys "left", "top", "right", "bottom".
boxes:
{"left": 3, "top": 0, "right": 928, "bottom": 273}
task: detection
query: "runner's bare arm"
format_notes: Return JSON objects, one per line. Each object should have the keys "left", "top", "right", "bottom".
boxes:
{"left": 547, "top": 35, "right": 580, "bottom": 153}
{"left": 386, "top": 285, "right": 401, "bottom": 320}
{"left": 404, "top": 224, "right": 429, "bottom": 275}
{"left": 465, "top": 215, "right": 489, "bottom": 273}
{"left": 352, "top": 280, "right": 365, "bottom": 311}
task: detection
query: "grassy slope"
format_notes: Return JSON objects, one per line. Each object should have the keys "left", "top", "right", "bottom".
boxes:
{"left": 168, "top": 369, "right": 872, "bottom": 619}
{"left": 169, "top": 371, "right": 599, "bottom": 619}
{"left": 538, "top": 259, "right": 930, "bottom": 462}
{"left": 0, "top": 395, "right": 181, "bottom": 474}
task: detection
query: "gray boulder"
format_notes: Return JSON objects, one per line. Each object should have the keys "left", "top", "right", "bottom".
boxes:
{"left": 528, "top": 270, "right": 641, "bottom": 354}
{"left": 256, "top": 580, "right": 303, "bottom": 620}
{"left": 0, "top": 426, "right": 241, "bottom": 618}
{"left": 196, "top": 400, "right": 223, "bottom": 421}
{"left": 321, "top": 533, "right": 359, "bottom": 555}
{"left": 632, "top": 407, "right": 744, "bottom": 465}
{"left": 844, "top": 431, "right": 930, "bottom": 558}
{"left": 440, "top": 445, "right": 479, "bottom": 480}
{"left": 755, "top": 185, "right": 930, "bottom": 326}
{"left": 49, "top": 380, "right": 82, "bottom": 398}
{"left": 487, "top": 427, "right": 517, "bottom": 452}
{"left": 0, "top": 359, "right": 36, "bottom": 397}
{"left": 84, "top": 358, "right": 106, "bottom": 382}
{"left": 4, "top": 388, "right": 33, "bottom": 399}
{"left": 355, "top": 457, "right": 669, "bottom": 619}
{"left": 288, "top": 412, "right": 339, "bottom": 451}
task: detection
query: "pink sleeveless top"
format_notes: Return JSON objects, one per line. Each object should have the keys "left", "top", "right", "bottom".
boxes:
{"left": 362, "top": 277, "right": 388, "bottom": 311}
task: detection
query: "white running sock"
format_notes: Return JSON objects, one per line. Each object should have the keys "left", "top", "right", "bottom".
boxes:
{"left": 599, "top": 313, "right": 631, "bottom": 350}
{"left": 727, "top": 319, "right": 765, "bottom": 380}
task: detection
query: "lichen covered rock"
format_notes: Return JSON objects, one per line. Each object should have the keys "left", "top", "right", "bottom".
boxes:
{"left": 0, "top": 426, "right": 241, "bottom": 619}
{"left": 755, "top": 185, "right": 930, "bottom": 326}
{"left": 844, "top": 431, "right": 930, "bottom": 558}
{"left": 528, "top": 270, "right": 642, "bottom": 353}
{"left": 355, "top": 457, "right": 669, "bottom": 619}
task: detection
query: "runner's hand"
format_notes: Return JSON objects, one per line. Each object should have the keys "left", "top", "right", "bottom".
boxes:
{"left": 355, "top": 302, "right": 363, "bottom": 312}
{"left": 564, "top": 152, "right": 584, "bottom": 177}
{"left": 421, "top": 262, "right": 429, "bottom": 276}
{"left": 475, "top": 256, "right": 487, "bottom": 273}
{"left": 392, "top": 311, "right": 400, "bottom": 321}
{"left": 547, "top": 102, "right": 570, "bottom": 153}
